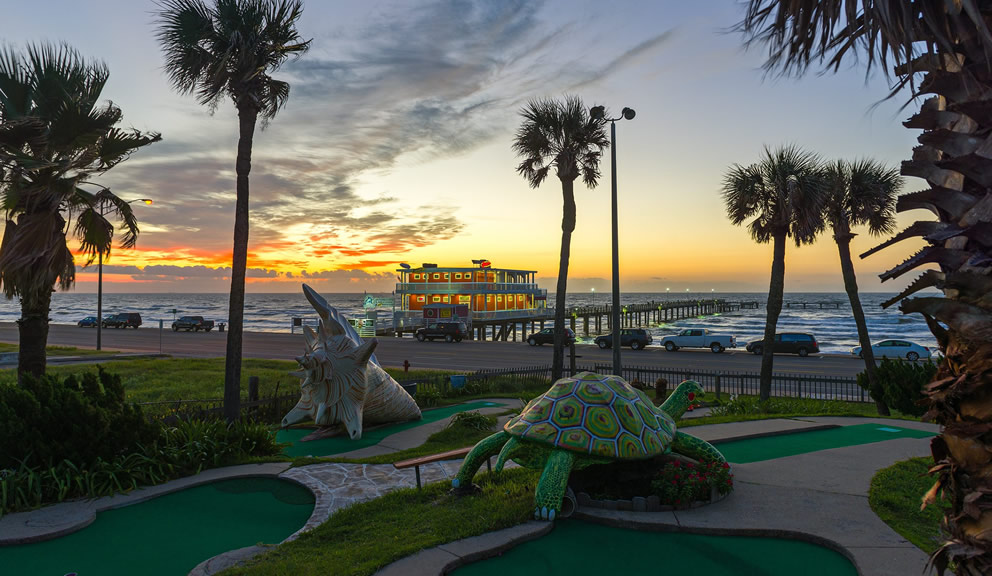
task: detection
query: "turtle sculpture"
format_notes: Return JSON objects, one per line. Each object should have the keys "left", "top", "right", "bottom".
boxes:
{"left": 451, "top": 371, "right": 727, "bottom": 520}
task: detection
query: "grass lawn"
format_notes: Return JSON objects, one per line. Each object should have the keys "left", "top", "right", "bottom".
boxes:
{"left": 223, "top": 467, "right": 539, "bottom": 576}
{"left": 0, "top": 343, "right": 120, "bottom": 357}
{"left": 683, "top": 395, "right": 923, "bottom": 427}
{"left": 869, "top": 457, "right": 943, "bottom": 554}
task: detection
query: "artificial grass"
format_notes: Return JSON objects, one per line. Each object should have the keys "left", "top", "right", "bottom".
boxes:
{"left": 277, "top": 401, "right": 498, "bottom": 458}
{"left": 454, "top": 520, "right": 857, "bottom": 576}
{"left": 0, "top": 477, "right": 314, "bottom": 576}
{"left": 715, "top": 423, "right": 934, "bottom": 464}
{"left": 869, "top": 457, "right": 943, "bottom": 554}
{"left": 224, "top": 467, "right": 539, "bottom": 576}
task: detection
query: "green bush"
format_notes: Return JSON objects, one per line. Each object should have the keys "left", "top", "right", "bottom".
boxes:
{"left": 0, "top": 367, "right": 157, "bottom": 469}
{"left": 650, "top": 459, "right": 733, "bottom": 506}
{"left": 445, "top": 410, "right": 496, "bottom": 432}
{"left": 857, "top": 358, "right": 937, "bottom": 417}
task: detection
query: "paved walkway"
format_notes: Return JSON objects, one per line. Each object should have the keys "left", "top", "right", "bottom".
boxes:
{"left": 0, "top": 407, "right": 940, "bottom": 576}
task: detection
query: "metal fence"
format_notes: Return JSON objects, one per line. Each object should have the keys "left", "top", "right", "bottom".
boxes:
{"left": 137, "top": 392, "right": 299, "bottom": 422}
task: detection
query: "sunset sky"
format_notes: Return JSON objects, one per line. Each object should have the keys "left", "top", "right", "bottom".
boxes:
{"left": 5, "top": 0, "right": 930, "bottom": 294}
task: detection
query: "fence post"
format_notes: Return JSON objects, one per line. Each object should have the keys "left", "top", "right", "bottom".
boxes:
{"left": 249, "top": 376, "right": 259, "bottom": 403}
{"left": 715, "top": 374, "right": 721, "bottom": 401}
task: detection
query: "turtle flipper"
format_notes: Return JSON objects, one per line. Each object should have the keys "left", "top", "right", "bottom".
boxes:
{"left": 494, "top": 436, "right": 521, "bottom": 472}
{"left": 672, "top": 430, "right": 727, "bottom": 465}
{"left": 534, "top": 449, "right": 576, "bottom": 521}
{"left": 452, "top": 431, "right": 509, "bottom": 493}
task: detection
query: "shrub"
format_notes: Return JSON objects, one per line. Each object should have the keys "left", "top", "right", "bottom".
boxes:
{"left": 446, "top": 411, "right": 496, "bottom": 432}
{"left": 650, "top": 459, "right": 733, "bottom": 507}
{"left": 857, "top": 358, "right": 938, "bottom": 417}
{"left": 0, "top": 367, "right": 157, "bottom": 469}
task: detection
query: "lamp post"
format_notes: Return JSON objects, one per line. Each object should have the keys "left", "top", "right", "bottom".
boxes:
{"left": 591, "top": 287, "right": 596, "bottom": 307}
{"left": 590, "top": 105, "right": 635, "bottom": 376}
{"left": 95, "top": 197, "right": 153, "bottom": 351}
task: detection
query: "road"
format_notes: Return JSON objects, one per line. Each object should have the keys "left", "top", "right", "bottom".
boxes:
{"left": 0, "top": 323, "right": 869, "bottom": 378}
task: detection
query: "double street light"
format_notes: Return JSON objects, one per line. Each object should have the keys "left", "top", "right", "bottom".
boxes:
{"left": 94, "top": 195, "right": 153, "bottom": 351}
{"left": 590, "top": 105, "right": 635, "bottom": 376}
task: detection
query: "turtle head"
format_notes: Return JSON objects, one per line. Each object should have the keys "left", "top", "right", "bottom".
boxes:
{"left": 660, "top": 380, "right": 704, "bottom": 420}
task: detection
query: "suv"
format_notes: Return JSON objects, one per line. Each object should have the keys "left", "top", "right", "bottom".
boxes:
{"left": 172, "top": 316, "right": 215, "bottom": 332}
{"left": 415, "top": 321, "right": 467, "bottom": 343}
{"left": 746, "top": 333, "right": 819, "bottom": 356}
{"left": 103, "top": 312, "right": 142, "bottom": 329}
{"left": 527, "top": 327, "right": 576, "bottom": 346}
{"left": 594, "top": 328, "right": 653, "bottom": 350}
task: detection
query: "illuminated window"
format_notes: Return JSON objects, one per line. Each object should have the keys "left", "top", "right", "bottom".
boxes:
{"left": 497, "top": 296, "right": 503, "bottom": 302}
{"left": 454, "top": 273, "right": 461, "bottom": 279}
{"left": 442, "top": 296, "right": 449, "bottom": 303}
{"left": 433, "top": 273, "right": 440, "bottom": 280}
{"left": 517, "top": 295, "right": 524, "bottom": 301}
{"left": 458, "top": 295, "right": 470, "bottom": 304}
{"left": 443, "top": 273, "right": 449, "bottom": 280}
{"left": 416, "top": 296, "right": 425, "bottom": 303}
{"left": 432, "top": 296, "right": 441, "bottom": 302}
{"left": 486, "top": 295, "right": 492, "bottom": 302}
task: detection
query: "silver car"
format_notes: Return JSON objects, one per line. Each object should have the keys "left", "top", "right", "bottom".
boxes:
{"left": 851, "top": 339, "right": 931, "bottom": 362}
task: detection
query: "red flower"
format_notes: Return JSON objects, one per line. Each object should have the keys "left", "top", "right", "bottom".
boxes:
{"left": 686, "top": 463, "right": 695, "bottom": 469}
{"left": 722, "top": 463, "right": 730, "bottom": 469}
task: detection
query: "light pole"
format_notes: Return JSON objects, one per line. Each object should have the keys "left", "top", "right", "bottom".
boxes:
{"left": 591, "top": 287, "right": 596, "bottom": 307}
{"left": 590, "top": 105, "right": 635, "bottom": 376}
{"left": 95, "top": 197, "right": 153, "bottom": 351}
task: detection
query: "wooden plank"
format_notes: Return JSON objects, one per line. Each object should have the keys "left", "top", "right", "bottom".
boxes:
{"left": 394, "top": 446, "right": 473, "bottom": 469}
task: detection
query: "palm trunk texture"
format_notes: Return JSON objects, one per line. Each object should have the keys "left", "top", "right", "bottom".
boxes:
{"left": 17, "top": 287, "right": 52, "bottom": 385}
{"left": 835, "top": 233, "right": 888, "bottom": 416}
{"left": 758, "top": 232, "right": 786, "bottom": 402}
{"left": 223, "top": 105, "right": 257, "bottom": 423}
{"left": 551, "top": 180, "right": 576, "bottom": 382}
{"left": 884, "top": 20, "right": 992, "bottom": 574}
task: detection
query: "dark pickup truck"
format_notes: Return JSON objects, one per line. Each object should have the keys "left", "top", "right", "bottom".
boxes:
{"left": 172, "top": 316, "right": 215, "bottom": 332}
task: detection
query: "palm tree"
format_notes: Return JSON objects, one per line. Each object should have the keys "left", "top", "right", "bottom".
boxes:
{"left": 736, "top": 3, "right": 992, "bottom": 573}
{"left": 822, "top": 159, "right": 901, "bottom": 416}
{"left": 0, "top": 43, "right": 160, "bottom": 384}
{"left": 512, "top": 95, "right": 609, "bottom": 381}
{"left": 721, "top": 145, "right": 824, "bottom": 402}
{"left": 156, "top": 0, "right": 310, "bottom": 422}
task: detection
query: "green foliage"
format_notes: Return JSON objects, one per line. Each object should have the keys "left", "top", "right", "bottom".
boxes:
{"left": 857, "top": 358, "right": 937, "bottom": 417}
{"left": 415, "top": 388, "right": 442, "bottom": 408}
{"left": 650, "top": 459, "right": 733, "bottom": 506}
{"left": 0, "top": 367, "right": 158, "bottom": 469}
{"left": 709, "top": 394, "right": 886, "bottom": 418}
{"left": 446, "top": 410, "right": 496, "bottom": 432}
{"left": 869, "top": 457, "right": 943, "bottom": 554}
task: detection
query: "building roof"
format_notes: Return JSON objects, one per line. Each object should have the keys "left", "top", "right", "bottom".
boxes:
{"left": 397, "top": 265, "right": 536, "bottom": 274}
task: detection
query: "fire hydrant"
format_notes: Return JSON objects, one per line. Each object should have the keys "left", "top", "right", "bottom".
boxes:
{"left": 403, "top": 359, "right": 410, "bottom": 373}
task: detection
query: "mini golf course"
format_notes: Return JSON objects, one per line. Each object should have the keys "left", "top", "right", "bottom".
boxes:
{"left": 714, "top": 423, "right": 934, "bottom": 464}
{"left": 277, "top": 401, "right": 499, "bottom": 457}
{"left": 0, "top": 477, "right": 314, "bottom": 576}
{"left": 452, "top": 521, "right": 858, "bottom": 575}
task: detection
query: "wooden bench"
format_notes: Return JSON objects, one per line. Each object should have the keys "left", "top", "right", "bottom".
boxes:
{"left": 394, "top": 446, "right": 491, "bottom": 489}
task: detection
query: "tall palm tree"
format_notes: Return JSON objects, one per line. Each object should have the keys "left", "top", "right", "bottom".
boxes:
{"left": 512, "top": 95, "right": 609, "bottom": 381}
{"left": 156, "top": 0, "right": 310, "bottom": 422}
{"left": 822, "top": 159, "right": 901, "bottom": 416}
{"left": 736, "top": 3, "right": 992, "bottom": 573}
{"left": 722, "top": 145, "right": 824, "bottom": 402}
{"left": 0, "top": 43, "right": 160, "bottom": 384}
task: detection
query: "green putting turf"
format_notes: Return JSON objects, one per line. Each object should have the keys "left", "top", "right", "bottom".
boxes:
{"left": 0, "top": 477, "right": 314, "bottom": 576}
{"left": 453, "top": 520, "right": 857, "bottom": 576}
{"left": 715, "top": 423, "right": 935, "bottom": 464}
{"left": 276, "top": 401, "right": 498, "bottom": 457}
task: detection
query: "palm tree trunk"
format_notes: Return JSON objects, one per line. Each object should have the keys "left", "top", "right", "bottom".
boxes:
{"left": 552, "top": 180, "right": 576, "bottom": 381}
{"left": 835, "top": 232, "right": 889, "bottom": 415}
{"left": 759, "top": 232, "right": 786, "bottom": 402}
{"left": 223, "top": 105, "right": 257, "bottom": 423}
{"left": 17, "top": 287, "right": 51, "bottom": 385}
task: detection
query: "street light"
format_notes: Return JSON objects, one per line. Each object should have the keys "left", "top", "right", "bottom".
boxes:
{"left": 591, "top": 287, "right": 596, "bottom": 307}
{"left": 95, "top": 197, "right": 153, "bottom": 351}
{"left": 590, "top": 104, "right": 635, "bottom": 376}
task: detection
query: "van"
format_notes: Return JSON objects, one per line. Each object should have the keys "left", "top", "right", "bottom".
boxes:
{"left": 745, "top": 333, "right": 818, "bottom": 356}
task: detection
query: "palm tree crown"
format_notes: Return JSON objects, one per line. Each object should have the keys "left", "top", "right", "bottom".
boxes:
{"left": 821, "top": 159, "right": 900, "bottom": 238}
{"left": 156, "top": 0, "right": 311, "bottom": 119}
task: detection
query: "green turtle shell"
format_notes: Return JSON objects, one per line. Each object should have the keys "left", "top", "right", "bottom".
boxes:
{"left": 504, "top": 371, "right": 676, "bottom": 459}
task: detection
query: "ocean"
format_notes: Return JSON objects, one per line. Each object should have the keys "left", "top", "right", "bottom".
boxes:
{"left": 0, "top": 290, "right": 939, "bottom": 355}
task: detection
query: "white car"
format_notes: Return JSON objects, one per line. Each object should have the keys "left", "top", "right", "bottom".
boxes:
{"left": 851, "top": 339, "right": 931, "bottom": 361}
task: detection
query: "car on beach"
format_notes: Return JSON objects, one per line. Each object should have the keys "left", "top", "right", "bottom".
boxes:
{"left": 77, "top": 316, "right": 99, "bottom": 327}
{"left": 745, "top": 333, "right": 819, "bottom": 356}
{"left": 527, "top": 327, "right": 576, "bottom": 346}
{"left": 102, "top": 312, "right": 142, "bottom": 329}
{"left": 415, "top": 321, "right": 467, "bottom": 343}
{"left": 851, "top": 340, "right": 931, "bottom": 362}
{"left": 594, "top": 328, "right": 653, "bottom": 350}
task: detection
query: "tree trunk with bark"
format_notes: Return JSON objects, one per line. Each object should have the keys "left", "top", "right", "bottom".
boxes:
{"left": 835, "top": 232, "right": 889, "bottom": 415}
{"left": 223, "top": 105, "right": 257, "bottom": 423}
{"left": 17, "top": 287, "right": 52, "bottom": 385}
{"left": 551, "top": 179, "right": 576, "bottom": 382}
{"left": 758, "top": 231, "right": 786, "bottom": 402}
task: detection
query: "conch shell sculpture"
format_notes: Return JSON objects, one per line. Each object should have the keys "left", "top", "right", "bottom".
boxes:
{"left": 281, "top": 284, "right": 422, "bottom": 439}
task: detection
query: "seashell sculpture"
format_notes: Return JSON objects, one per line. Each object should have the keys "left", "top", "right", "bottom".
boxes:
{"left": 280, "top": 284, "right": 422, "bottom": 439}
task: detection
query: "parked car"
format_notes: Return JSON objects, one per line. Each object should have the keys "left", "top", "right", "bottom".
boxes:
{"left": 660, "top": 328, "right": 736, "bottom": 353}
{"left": 102, "top": 312, "right": 142, "bottom": 329}
{"left": 172, "top": 316, "right": 215, "bottom": 332}
{"left": 77, "top": 316, "right": 99, "bottom": 327}
{"left": 527, "top": 327, "right": 576, "bottom": 346}
{"left": 745, "top": 333, "right": 819, "bottom": 357}
{"left": 851, "top": 339, "right": 931, "bottom": 361}
{"left": 594, "top": 328, "right": 653, "bottom": 350}
{"left": 415, "top": 321, "right": 467, "bottom": 343}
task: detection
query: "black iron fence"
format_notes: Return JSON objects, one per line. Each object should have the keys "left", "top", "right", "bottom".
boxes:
{"left": 137, "top": 392, "right": 299, "bottom": 423}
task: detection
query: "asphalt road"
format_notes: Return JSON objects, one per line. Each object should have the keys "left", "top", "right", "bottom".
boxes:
{"left": 0, "top": 323, "right": 869, "bottom": 378}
